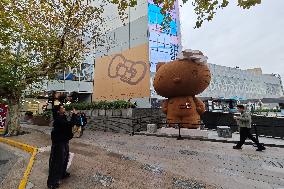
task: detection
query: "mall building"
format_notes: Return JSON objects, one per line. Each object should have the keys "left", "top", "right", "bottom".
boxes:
{"left": 91, "top": 0, "right": 283, "bottom": 108}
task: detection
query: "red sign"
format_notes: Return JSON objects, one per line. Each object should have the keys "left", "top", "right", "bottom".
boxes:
{"left": 0, "top": 104, "right": 8, "bottom": 134}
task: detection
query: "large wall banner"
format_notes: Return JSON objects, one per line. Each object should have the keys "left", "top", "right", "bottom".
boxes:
{"left": 93, "top": 44, "right": 150, "bottom": 100}
{"left": 0, "top": 104, "right": 8, "bottom": 135}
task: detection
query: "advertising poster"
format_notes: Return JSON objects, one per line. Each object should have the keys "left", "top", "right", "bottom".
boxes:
{"left": 0, "top": 104, "right": 8, "bottom": 135}
{"left": 93, "top": 43, "right": 150, "bottom": 100}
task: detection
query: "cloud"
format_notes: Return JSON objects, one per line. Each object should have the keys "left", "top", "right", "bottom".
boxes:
{"left": 179, "top": 0, "right": 284, "bottom": 84}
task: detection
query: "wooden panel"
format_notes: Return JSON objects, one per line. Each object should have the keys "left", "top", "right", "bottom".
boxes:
{"left": 93, "top": 43, "right": 150, "bottom": 100}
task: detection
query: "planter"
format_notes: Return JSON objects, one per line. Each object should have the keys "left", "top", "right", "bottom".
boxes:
{"left": 112, "top": 109, "right": 122, "bottom": 116}
{"left": 81, "top": 110, "right": 92, "bottom": 117}
{"left": 98, "top": 109, "right": 106, "bottom": 116}
{"left": 92, "top": 109, "right": 99, "bottom": 116}
{"left": 106, "top": 109, "right": 112, "bottom": 116}
{"left": 33, "top": 116, "right": 50, "bottom": 126}
{"left": 121, "top": 108, "right": 133, "bottom": 117}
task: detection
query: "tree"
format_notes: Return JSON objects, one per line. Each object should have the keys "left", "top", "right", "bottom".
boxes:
{"left": 153, "top": 0, "right": 261, "bottom": 28}
{"left": 0, "top": 0, "right": 135, "bottom": 135}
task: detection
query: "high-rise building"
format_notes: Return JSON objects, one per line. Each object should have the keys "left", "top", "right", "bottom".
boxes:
{"left": 93, "top": 0, "right": 182, "bottom": 106}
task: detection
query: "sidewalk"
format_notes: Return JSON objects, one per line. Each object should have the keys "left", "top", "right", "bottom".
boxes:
{"left": 21, "top": 124, "right": 284, "bottom": 147}
{"left": 208, "top": 130, "right": 284, "bottom": 146}
{"left": 20, "top": 124, "right": 284, "bottom": 189}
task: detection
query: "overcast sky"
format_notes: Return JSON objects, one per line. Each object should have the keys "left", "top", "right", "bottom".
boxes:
{"left": 179, "top": 0, "right": 284, "bottom": 81}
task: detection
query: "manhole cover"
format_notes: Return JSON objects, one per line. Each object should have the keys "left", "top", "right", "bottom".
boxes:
{"left": 173, "top": 178, "right": 206, "bottom": 189}
{"left": 142, "top": 164, "right": 164, "bottom": 175}
{"left": 151, "top": 146, "right": 165, "bottom": 151}
{"left": 121, "top": 155, "right": 136, "bottom": 161}
{"left": 0, "top": 160, "right": 9, "bottom": 165}
{"left": 93, "top": 172, "right": 114, "bottom": 187}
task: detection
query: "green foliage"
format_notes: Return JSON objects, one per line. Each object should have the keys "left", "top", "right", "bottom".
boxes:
{"left": 64, "top": 100, "right": 136, "bottom": 111}
{"left": 0, "top": 98, "right": 8, "bottom": 104}
{"left": 152, "top": 0, "right": 261, "bottom": 29}
{"left": 0, "top": 0, "right": 137, "bottom": 101}
{"left": 37, "top": 110, "right": 52, "bottom": 120}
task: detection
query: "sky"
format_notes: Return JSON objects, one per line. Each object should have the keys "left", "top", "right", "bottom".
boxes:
{"left": 179, "top": 0, "right": 284, "bottom": 82}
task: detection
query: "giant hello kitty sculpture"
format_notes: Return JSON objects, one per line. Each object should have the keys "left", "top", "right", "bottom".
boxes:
{"left": 153, "top": 50, "right": 211, "bottom": 129}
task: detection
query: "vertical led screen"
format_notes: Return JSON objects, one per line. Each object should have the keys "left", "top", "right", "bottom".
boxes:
{"left": 148, "top": 0, "right": 181, "bottom": 72}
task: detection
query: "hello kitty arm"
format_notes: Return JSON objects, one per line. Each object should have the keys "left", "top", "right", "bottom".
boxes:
{"left": 162, "top": 99, "right": 168, "bottom": 114}
{"left": 193, "top": 97, "right": 206, "bottom": 115}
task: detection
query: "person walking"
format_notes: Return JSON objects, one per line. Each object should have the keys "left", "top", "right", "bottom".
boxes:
{"left": 71, "top": 108, "right": 81, "bottom": 138}
{"left": 233, "top": 105, "right": 266, "bottom": 151}
{"left": 79, "top": 112, "right": 87, "bottom": 137}
{"left": 47, "top": 104, "right": 73, "bottom": 189}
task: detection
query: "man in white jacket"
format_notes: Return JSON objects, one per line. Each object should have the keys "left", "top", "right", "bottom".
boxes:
{"left": 233, "top": 105, "right": 266, "bottom": 151}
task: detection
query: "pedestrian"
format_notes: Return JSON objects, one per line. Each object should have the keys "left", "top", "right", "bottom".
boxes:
{"left": 47, "top": 104, "right": 73, "bottom": 189}
{"left": 233, "top": 105, "right": 266, "bottom": 151}
{"left": 71, "top": 108, "right": 81, "bottom": 138}
{"left": 79, "top": 112, "right": 87, "bottom": 137}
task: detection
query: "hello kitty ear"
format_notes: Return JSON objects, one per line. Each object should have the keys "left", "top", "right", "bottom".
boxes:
{"left": 156, "top": 62, "right": 166, "bottom": 71}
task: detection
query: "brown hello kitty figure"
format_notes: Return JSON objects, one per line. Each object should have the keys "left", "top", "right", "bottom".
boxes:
{"left": 153, "top": 50, "right": 211, "bottom": 129}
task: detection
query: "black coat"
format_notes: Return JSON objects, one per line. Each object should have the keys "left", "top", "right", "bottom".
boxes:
{"left": 51, "top": 114, "right": 73, "bottom": 143}
{"left": 71, "top": 113, "right": 80, "bottom": 126}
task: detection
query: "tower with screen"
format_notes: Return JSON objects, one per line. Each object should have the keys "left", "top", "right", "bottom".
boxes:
{"left": 148, "top": 0, "right": 182, "bottom": 72}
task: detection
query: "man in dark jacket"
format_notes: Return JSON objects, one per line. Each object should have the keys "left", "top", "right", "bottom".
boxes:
{"left": 47, "top": 104, "right": 73, "bottom": 189}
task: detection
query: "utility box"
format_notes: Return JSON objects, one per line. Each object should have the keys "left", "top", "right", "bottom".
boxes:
{"left": 217, "top": 126, "right": 232, "bottom": 138}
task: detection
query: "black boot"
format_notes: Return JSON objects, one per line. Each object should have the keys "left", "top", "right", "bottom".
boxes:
{"left": 47, "top": 183, "right": 59, "bottom": 189}
{"left": 256, "top": 145, "right": 266, "bottom": 151}
{"left": 233, "top": 145, "right": 242, "bottom": 149}
{"left": 62, "top": 172, "right": 71, "bottom": 179}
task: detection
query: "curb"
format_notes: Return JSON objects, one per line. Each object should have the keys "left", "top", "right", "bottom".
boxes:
{"left": 135, "top": 132, "right": 284, "bottom": 148}
{"left": 0, "top": 137, "right": 38, "bottom": 189}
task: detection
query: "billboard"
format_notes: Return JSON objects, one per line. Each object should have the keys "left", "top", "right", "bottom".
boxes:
{"left": 148, "top": 0, "right": 181, "bottom": 72}
{"left": 93, "top": 43, "right": 150, "bottom": 100}
{"left": 56, "top": 63, "right": 94, "bottom": 81}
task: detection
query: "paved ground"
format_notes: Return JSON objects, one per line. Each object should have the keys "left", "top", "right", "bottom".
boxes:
{"left": 82, "top": 130, "right": 284, "bottom": 189}
{"left": 4, "top": 124, "right": 284, "bottom": 189}
{"left": 208, "top": 131, "right": 284, "bottom": 146}
{"left": 6, "top": 127, "right": 215, "bottom": 189}
{"left": 0, "top": 142, "right": 30, "bottom": 189}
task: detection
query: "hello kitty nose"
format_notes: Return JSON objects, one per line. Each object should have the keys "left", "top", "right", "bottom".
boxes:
{"left": 173, "top": 77, "right": 181, "bottom": 83}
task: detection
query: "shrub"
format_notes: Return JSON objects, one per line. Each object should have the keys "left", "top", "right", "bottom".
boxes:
{"left": 36, "top": 110, "right": 52, "bottom": 120}
{"left": 64, "top": 100, "right": 137, "bottom": 110}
